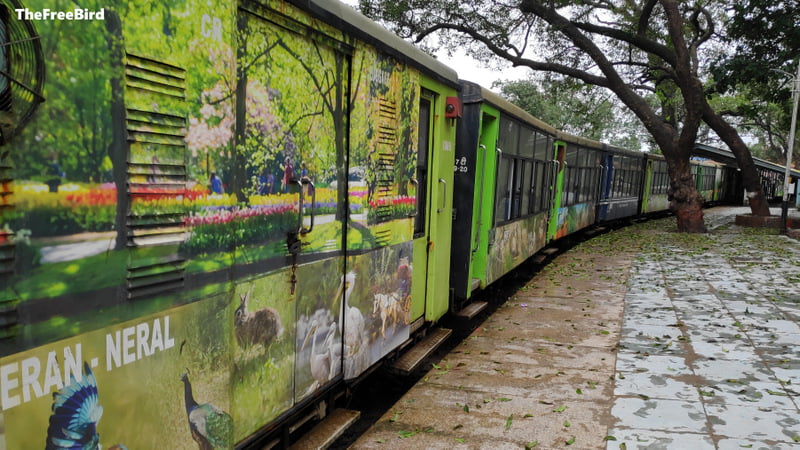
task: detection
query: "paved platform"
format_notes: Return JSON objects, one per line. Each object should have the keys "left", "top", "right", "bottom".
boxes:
{"left": 351, "top": 207, "right": 800, "bottom": 449}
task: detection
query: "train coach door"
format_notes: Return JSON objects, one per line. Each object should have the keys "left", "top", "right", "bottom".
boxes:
{"left": 598, "top": 153, "right": 614, "bottom": 220}
{"left": 410, "top": 93, "right": 433, "bottom": 321}
{"left": 468, "top": 112, "right": 498, "bottom": 291}
{"left": 233, "top": 6, "right": 349, "bottom": 435}
{"left": 546, "top": 142, "right": 566, "bottom": 241}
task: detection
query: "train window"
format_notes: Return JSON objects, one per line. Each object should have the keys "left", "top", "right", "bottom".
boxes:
{"left": 534, "top": 132, "right": 550, "bottom": 160}
{"left": 577, "top": 148, "right": 588, "bottom": 167}
{"left": 414, "top": 96, "right": 431, "bottom": 237}
{"left": 533, "top": 161, "right": 545, "bottom": 212}
{"left": 583, "top": 167, "right": 593, "bottom": 202}
{"left": 498, "top": 117, "right": 520, "bottom": 155}
{"left": 593, "top": 166, "right": 601, "bottom": 200}
{"left": 522, "top": 160, "right": 533, "bottom": 215}
{"left": 510, "top": 159, "right": 522, "bottom": 218}
{"left": 653, "top": 161, "right": 667, "bottom": 195}
{"left": 495, "top": 156, "right": 512, "bottom": 223}
{"left": 622, "top": 158, "right": 630, "bottom": 196}
{"left": 588, "top": 150, "right": 602, "bottom": 201}
{"left": 574, "top": 167, "right": 584, "bottom": 203}
{"left": 566, "top": 145, "right": 578, "bottom": 166}
{"left": 519, "top": 126, "right": 534, "bottom": 158}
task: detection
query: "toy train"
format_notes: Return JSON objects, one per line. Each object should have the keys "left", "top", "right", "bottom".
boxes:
{"left": 0, "top": 0, "right": 795, "bottom": 448}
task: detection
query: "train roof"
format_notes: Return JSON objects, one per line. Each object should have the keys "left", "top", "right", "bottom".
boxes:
{"left": 294, "top": 0, "right": 459, "bottom": 88}
{"left": 694, "top": 143, "right": 800, "bottom": 178}
{"left": 459, "top": 80, "right": 647, "bottom": 157}
{"left": 458, "top": 80, "right": 560, "bottom": 135}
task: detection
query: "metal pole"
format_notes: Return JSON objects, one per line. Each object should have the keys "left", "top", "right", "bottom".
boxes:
{"left": 781, "top": 59, "right": 800, "bottom": 232}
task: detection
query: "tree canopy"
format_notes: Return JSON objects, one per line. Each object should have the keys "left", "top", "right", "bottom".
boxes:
{"left": 711, "top": 0, "right": 800, "bottom": 103}
{"left": 709, "top": 0, "right": 800, "bottom": 166}
{"left": 358, "top": 0, "right": 772, "bottom": 230}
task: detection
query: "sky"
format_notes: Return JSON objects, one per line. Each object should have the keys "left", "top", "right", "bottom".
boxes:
{"left": 338, "top": 0, "right": 529, "bottom": 91}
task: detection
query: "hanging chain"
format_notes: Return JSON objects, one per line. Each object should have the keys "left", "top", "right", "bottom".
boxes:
{"left": 287, "top": 232, "right": 302, "bottom": 295}
{"left": 289, "top": 253, "right": 298, "bottom": 295}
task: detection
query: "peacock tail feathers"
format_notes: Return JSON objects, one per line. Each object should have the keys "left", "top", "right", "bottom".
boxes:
{"left": 182, "top": 371, "right": 234, "bottom": 449}
{"left": 45, "top": 362, "right": 103, "bottom": 450}
{"left": 190, "top": 404, "right": 233, "bottom": 448}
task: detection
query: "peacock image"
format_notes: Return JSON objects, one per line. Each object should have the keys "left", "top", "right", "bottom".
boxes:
{"left": 181, "top": 372, "right": 233, "bottom": 450}
{"left": 45, "top": 361, "right": 126, "bottom": 450}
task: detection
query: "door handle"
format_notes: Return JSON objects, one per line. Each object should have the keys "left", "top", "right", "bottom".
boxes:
{"left": 300, "top": 178, "right": 315, "bottom": 234}
{"left": 409, "top": 178, "right": 418, "bottom": 217}
{"left": 437, "top": 178, "right": 447, "bottom": 213}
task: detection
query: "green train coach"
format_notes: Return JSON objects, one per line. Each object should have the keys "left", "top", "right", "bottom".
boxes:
{"left": 447, "top": 82, "right": 776, "bottom": 306}
{"left": 0, "top": 0, "right": 458, "bottom": 447}
{"left": 0, "top": 0, "right": 795, "bottom": 448}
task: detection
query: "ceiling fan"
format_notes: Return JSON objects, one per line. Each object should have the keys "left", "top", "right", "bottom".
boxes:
{"left": 0, "top": 0, "right": 45, "bottom": 146}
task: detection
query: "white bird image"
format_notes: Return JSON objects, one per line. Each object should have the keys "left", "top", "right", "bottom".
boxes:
{"left": 302, "top": 319, "right": 336, "bottom": 388}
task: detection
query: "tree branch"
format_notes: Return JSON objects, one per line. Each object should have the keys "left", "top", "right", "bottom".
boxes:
{"left": 637, "top": 0, "right": 659, "bottom": 35}
{"left": 519, "top": 0, "right": 676, "bottom": 145}
{"left": 414, "top": 22, "right": 611, "bottom": 86}
{"left": 570, "top": 20, "right": 676, "bottom": 66}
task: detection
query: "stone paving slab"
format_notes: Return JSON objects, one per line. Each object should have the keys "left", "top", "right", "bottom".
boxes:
{"left": 610, "top": 207, "right": 800, "bottom": 449}
{"left": 351, "top": 207, "right": 800, "bottom": 449}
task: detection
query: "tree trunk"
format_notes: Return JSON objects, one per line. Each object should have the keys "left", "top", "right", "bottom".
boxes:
{"left": 232, "top": 12, "right": 248, "bottom": 203}
{"left": 104, "top": 10, "right": 128, "bottom": 251}
{"left": 666, "top": 154, "right": 707, "bottom": 233}
{"left": 701, "top": 102, "right": 771, "bottom": 216}
{"left": 334, "top": 53, "right": 348, "bottom": 222}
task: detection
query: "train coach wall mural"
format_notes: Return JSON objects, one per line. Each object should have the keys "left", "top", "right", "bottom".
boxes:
{"left": 0, "top": 0, "right": 455, "bottom": 446}
{"left": 2, "top": 0, "right": 762, "bottom": 446}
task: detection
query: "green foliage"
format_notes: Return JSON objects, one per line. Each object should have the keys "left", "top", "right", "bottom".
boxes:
{"left": 11, "top": 229, "right": 41, "bottom": 273}
{"left": 707, "top": 0, "right": 799, "bottom": 165}
{"left": 711, "top": 0, "right": 800, "bottom": 101}
{"left": 705, "top": 90, "right": 792, "bottom": 164}
{"left": 13, "top": 0, "right": 113, "bottom": 182}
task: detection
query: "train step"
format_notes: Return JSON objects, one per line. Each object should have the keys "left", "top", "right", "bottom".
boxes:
{"left": 470, "top": 277, "right": 481, "bottom": 292}
{"left": 288, "top": 408, "right": 360, "bottom": 450}
{"left": 455, "top": 301, "right": 488, "bottom": 320}
{"left": 391, "top": 328, "right": 452, "bottom": 375}
{"left": 532, "top": 246, "right": 560, "bottom": 264}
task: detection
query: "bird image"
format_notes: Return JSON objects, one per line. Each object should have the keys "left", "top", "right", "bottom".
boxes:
{"left": 45, "top": 362, "right": 126, "bottom": 450}
{"left": 339, "top": 272, "right": 364, "bottom": 356}
{"left": 302, "top": 319, "right": 338, "bottom": 388}
{"left": 181, "top": 372, "right": 233, "bottom": 450}
{"left": 234, "top": 290, "right": 284, "bottom": 349}
{"left": 338, "top": 271, "right": 371, "bottom": 378}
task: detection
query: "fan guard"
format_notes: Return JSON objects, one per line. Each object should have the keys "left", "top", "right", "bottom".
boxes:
{"left": 0, "top": 0, "right": 45, "bottom": 145}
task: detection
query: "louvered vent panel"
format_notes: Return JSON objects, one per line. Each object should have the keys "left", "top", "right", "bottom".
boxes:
{"left": 124, "top": 54, "right": 188, "bottom": 300}
{"left": 126, "top": 254, "right": 186, "bottom": 300}
{"left": 373, "top": 97, "right": 398, "bottom": 225}
{"left": 124, "top": 55, "right": 187, "bottom": 248}
{"left": 0, "top": 160, "right": 13, "bottom": 278}
{"left": 0, "top": 159, "right": 19, "bottom": 337}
